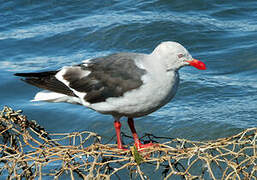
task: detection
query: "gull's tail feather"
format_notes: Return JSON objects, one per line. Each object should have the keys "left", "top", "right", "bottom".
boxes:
{"left": 14, "top": 71, "right": 76, "bottom": 97}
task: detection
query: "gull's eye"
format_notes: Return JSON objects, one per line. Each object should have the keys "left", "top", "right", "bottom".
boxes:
{"left": 178, "top": 54, "right": 184, "bottom": 58}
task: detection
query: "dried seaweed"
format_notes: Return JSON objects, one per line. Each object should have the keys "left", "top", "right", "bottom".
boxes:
{"left": 0, "top": 106, "right": 256, "bottom": 179}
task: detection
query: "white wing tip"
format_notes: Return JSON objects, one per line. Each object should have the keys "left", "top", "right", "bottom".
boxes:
{"left": 32, "top": 91, "right": 82, "bottom": 105}
{"left": 31, "top": 99, "right": 40, "bottom": 102}
{"left": 32, "top": 91, "right": 66, "bottom": 102}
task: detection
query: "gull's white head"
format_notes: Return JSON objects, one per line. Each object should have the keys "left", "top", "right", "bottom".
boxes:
{"left": 152, "top": 41, "right": 206, "bottom": 71}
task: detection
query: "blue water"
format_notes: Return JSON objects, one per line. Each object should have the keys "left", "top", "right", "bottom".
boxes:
{"left": 1, "top": 0, "right": 257, "bottom": 151}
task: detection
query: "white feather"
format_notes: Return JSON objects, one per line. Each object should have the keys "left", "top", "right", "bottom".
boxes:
{"left": 32, "top": 91, "right": 81, "bottom": 104}
{"left": 55, "top": 66, "right": 91, "bottom": 106}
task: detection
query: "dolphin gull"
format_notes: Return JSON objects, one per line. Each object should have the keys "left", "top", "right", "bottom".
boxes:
{"left": 15, "top": 41, "right": 206, "bottom": 150}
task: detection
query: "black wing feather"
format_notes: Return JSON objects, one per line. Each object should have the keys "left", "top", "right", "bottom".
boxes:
{"left": 62, "top": 53, "right": 146, "bottom": 103}
{"left": 15, "top": 71, "right": 76, "bottom": 97}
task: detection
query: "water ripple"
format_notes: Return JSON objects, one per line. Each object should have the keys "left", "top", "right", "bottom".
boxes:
{"left": 1, "top": 0, "right": 257, "bottom": 152}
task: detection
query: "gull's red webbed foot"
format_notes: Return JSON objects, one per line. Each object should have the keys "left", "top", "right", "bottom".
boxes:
{"left": 128, "top": 117, "right": 157, "bottom": 150}
{"left": 135, "top": 142, "right": 155, "bottom": 150}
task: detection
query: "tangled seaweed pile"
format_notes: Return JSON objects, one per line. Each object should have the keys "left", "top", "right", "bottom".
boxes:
{"left": 0, "top": 106, "right": 257, "bottom": 179}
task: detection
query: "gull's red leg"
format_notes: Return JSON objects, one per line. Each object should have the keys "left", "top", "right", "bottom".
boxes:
{"left": 127, "top": 117, "right": 153, "bottom": 149}
{"left": 114, "top": 119, "right": 126, "bottom": 150}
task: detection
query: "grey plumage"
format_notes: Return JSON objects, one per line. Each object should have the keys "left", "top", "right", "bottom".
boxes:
{"left": 15, "top": 53, "right": 146, "bottom": 104}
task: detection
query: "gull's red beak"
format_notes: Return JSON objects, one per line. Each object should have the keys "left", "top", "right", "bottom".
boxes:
{"left": 186, "top": 59, "right": 206, "bottom": 70}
